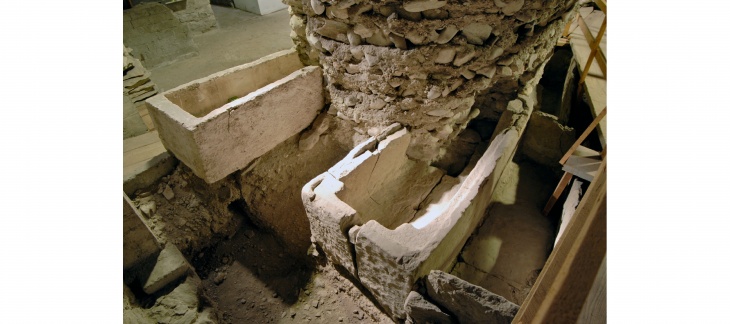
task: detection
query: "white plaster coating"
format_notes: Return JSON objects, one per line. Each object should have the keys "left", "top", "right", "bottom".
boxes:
{"left": 556, "top": 178, "right": 582, "bottom": 246}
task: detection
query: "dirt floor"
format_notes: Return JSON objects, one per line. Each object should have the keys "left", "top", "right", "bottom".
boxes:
{"left": 191, "top": 213, "right": 394, "bottom": 324}
{"left": 149, "top": 5, "right": 293, "bottom": 91}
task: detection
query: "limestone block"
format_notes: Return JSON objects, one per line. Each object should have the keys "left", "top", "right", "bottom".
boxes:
{"left": 404, "top": 291, "right": 454, "bottom": 324}
{"left": 521, "top": 111, "right": 575, "bottom": 167}
{"left": 143, "top": 243, "right": 190, "bottom": 294}
{"left": 123, "top": 194, "right": 160, "bottom": 270}
{"left": 425, "top": 270, "right": 519, "bottom": 324}
{"left": 303, "top": 125, "right": 519, "bottom": 319}
{"left": 147, "top": 50, "right": 323, "bottom": 183}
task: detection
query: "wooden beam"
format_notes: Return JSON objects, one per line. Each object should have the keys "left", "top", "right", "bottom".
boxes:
{"left": 577, "top": 255, "right": 607, "bottom": 324}
{"left": 562, "top": 19, "right": 573, "bottom": 38}
{"left": 543, "top": 171, "right": 573, "bottom": 216}
{"left": 594, "top": 0, "right": 607, "bottom": 14}
{"left": 514, "top": 158, "right": 607, "bottom": 323}
{"left": 577, "top": 14, "right": 607, "bottom": 83}
{"left": 559, "top": 107, "right": 607, "bottom": 165}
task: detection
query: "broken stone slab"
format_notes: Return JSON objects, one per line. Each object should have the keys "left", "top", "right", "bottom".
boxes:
{"left": 521, "top": 111, "right": 576, "bottom": 167}
{"left": 303, "top": 125, "right": 520, "bottom": 319}
{"left": 146, "top": 50, "right": 323, "bottom": 183}
{"left": 425, "top": 270, "right": 519, "bottom": 324}
{"left": 404, "top": 291, "right": 454, "bottom": 324}
{"left": 123, "top": 193, "right": 161, "bottom": 270}
{"left": 123, "top": 150, "right": 178, "bottom": 196}
{"left": 143, "top": 243, "right": 190, "bottom": 294}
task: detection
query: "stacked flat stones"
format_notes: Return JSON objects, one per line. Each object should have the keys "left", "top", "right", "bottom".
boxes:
{"left": 287, "top": 0, "right": 577, "bottom": 161}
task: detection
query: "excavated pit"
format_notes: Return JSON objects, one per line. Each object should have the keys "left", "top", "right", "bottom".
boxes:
{"left": 123, "top": 0, "right": 589, "bottom": 322}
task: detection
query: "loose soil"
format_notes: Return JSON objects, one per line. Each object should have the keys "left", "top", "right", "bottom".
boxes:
{"left": 192, "top": 214, "right": 394, "bottom": 324}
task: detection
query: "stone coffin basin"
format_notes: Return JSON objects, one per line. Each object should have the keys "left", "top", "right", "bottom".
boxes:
{"left": 146, "top": 50, "right": 323, "bottom": 183}
{"left": 301, "top": 124, "right": 518, "bottom": 319}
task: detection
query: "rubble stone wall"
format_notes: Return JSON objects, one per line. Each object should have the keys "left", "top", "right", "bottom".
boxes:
{"left": 285, "top": 0, "right": 578, "bottom": 162}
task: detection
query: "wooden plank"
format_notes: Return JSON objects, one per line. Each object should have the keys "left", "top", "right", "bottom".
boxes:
{"left": 577, "top": 14, "right": 607, "bottom": 79}
{"left": 123, "top": 151, "right": 169, "bottom": 180}
{"left": 123, "top": 131, "right": 160, "bottom": 153}
{"left": 124, "top": 141, "right": 166, "bottom": 168}
{"left": 514, "top": 158, "right": 607, "bottom": 323}
{"left": 581, "top": 10, "right": 607, "bottom": 60}
{"left": 573, "top": 145, "right": 600, "bottom": 158}
{"left": 559, "top": 108, "right": 606, "bottom": 165}
{"left": 543, "top": 171, "right": 573, "bottom": 216}
{"left": 577, "top": 255, "right": 607, "bottom": 324}
{"left": 570, "top": 27, "right": 607, "bottom": 132}
{"left": 563, "top": 155, "right": 601, "bottom": 182}
{"left": 594, "top": 0, "right": 607, "bottom": 13}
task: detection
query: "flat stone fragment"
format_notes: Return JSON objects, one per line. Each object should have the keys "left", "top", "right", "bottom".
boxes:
{"left": 143, "top": 244, "right": 190, "bottom": 294}
{"left": 425, "top": 270, "right": 519, "bottom": 324}
{"left": 434, "top": 48, "right": 456, "bottom": 64}
{"left": 404, "top": 0, "right": 447, "bottom": 13}
{"left": 404, "top": 291, "right": 454, "bottom": 324}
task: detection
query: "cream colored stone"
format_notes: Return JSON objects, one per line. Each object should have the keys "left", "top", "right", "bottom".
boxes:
{"left": 462, "top": 23, "right": 493, "bottom": 45}
{"left": 403, "top": 0, "right": 447, "bottom": 13}
{"left": 434, "top": 48, "right": 456, "bottom": 64}
{"left": 390, "top": 33, "right": 408, "bottom": 50}
{"left": 310, "top": 0, "right": 325, "bottom": 15}
{"left": 147, "top": 50, "right": 322, "bottom": 183}
{"left": 453, "top": 50, "right": 476, "bottom": 67}
{"left": 435, "top": 26, "right": 459, "bottom": 44}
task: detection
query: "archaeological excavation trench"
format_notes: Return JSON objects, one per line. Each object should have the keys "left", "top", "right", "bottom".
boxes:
{"left": 123, "top": 0, "right": 607, "bottom": 323}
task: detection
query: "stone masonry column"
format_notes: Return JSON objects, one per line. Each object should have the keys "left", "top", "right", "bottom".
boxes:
{"left": 286, "top": 0, "right": 579, "bottom": 162}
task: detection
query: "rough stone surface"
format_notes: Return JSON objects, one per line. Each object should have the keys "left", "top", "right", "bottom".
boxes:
{"left": 147, "top": 51, "right": 323, "bottom": 183}
{"left": 171, "top": 0, "right": 219, "bottom": 35}
{"left": 124, "top": 92, "right": 148, "bottom": 139}
{"left": 239, "top": 119, "right": 350, "bottom": 258}
{"left": 425, "top": 270, "right": 519, "bottom": 324}
{"left": 123, "top": 194, "right": 160, "bottom": 270}
{"left": 123, "top": 150, "right": 178, "bottom": 196}
{"left": 123, "top": 45, "right": 159, "bottom": 138}
{"left": 131, "top": 163, "right": 244, "bottom": 254}
{"left": 125, "top": 275, "right": 217, "bottom": 324}
{"left": 287, "top": 0, "right": 579, "bottom": 161}
{"left": 521, "top": 110, "right": 575, "bottom": 168}
{"left": 303, "top": 125, "right": 519, "bottom": 319}
{"left": 123, "top": 3, "right": 199, "bottom": 68}
{"left": 144, "top": 243, "right": 191, "bottom": 294}
{"left": 404, "top": 291, "right": 453, "bottom": 324}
